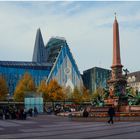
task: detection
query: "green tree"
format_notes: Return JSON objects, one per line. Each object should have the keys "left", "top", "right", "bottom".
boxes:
{"left": 0, "top": 75, "right": 8, "bottom": 101}
{"left": 128, "top": 89, "right": 140, "bottom": 105}
{"left": 13, "top": 72, "right": 36, "bottom": 102}
{"left": 91, "top": 87, "right": 105, "bottom": 106}
{"left": 135, "top": 90, "right": 140, "bottom": 105}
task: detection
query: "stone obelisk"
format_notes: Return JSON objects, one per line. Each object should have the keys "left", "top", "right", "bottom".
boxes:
{"left": 107, "top": 14, "right": 127, "bottom": 103}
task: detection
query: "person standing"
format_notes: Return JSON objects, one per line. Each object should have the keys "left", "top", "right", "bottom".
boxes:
{"left": 108, "top": 105, "right": 115, "bottom": 124}
{"left": 34, "top": 107, "right": 38, "bottom": 117}
{"left": 23, "top": 108, "right": 27, "bottom": 120}
{"left": 83, "top": 108, "right": 89, "bottom": 117}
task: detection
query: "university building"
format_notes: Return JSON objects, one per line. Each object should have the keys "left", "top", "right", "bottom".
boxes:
{"left": 0, "top": 29, "right": 83, "bottom": 97}
{"left": 127, "top": 71, "right": 140, "bottom": 92}
{"left": 82, "top": 67, "right": 111, "bottom": 93}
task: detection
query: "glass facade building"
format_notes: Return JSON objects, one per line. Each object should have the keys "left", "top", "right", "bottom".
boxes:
{"left": 0, "top": 62, "right": 51, "bottom": 96}
{"left": 82, "top": 67, "right": 111, "bottom": 93}
{"left": 0, "top": 29, "right": 83, "bottom": 97}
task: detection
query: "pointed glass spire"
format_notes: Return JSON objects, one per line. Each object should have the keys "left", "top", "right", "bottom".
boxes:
{"left": 32, "top": 28, "right": 45, "bottom": 63}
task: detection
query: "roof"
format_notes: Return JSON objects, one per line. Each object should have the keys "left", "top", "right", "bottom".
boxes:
{"left": 83, "top": 66, "right": 111, "bottom": 74}
{"left": 46, "top": 37, "right": 66, "bottom": 49}
{"left": 0, "top": 61, "right": 53, "bottom": 70}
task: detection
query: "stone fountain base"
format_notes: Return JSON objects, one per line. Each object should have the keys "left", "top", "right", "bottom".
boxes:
{"left": 57, "top": 105, "right": 140, "bottom": 122}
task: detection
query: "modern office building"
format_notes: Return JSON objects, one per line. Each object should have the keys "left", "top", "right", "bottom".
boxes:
{"left": 127, "top": 71, "right": 140, "bottom": 92}
{"left": 82, "top": 67, "right": 111, "bottom": 93}
{"left": 0, "top": 29, "right": 83, "bottom": 97}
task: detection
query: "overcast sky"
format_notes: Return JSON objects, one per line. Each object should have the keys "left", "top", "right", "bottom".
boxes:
{"left": 0, "top": 1, "right": 140, "bottom": 74}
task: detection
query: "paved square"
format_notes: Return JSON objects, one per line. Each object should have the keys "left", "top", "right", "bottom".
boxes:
{"left": 0, "top": 115, "right": 140, "bottom": 139}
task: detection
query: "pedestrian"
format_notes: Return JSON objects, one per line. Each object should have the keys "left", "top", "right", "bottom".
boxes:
{"left": 83, "top": 108, "right": 89, "bottom": 117}
{"left": 19, "top": 108, "right": 24, "bottom": 120}
{"left": 34, "top": 107, "right": 38, "bottom": 117}
{"left": 0, "top": 108, "right": 3, "bottom": 119}
{"left": 28, "top": 108, "right": 33, "bottom": 117}
{"left": 15, "top": 109, "right": 20, "bottom": 120}
{"left": 108, "top": 105, "right": 115, "bottom": 124}
{"left": 23, "top": 108, "right": 27, "bottom": 120}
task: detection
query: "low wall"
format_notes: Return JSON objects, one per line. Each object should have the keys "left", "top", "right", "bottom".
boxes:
{"left": 119, "top": 105, "right": 140, "bottom": 112}
{"left": 90, "top": 106, "right": 109, "bottom": 112}
{"left": 119, "top": 106, "right": 130, "bottom": 112}
{"left": 70, "top": 116, "right": 140, "bottom": 122}
{"left": 58, "top": 111, "right": 140, "bottom": 118}
{"left": 57, "top": 105, "right": 140, "bottom": 121}
{"left": 130, "top": 106, "right": 140, "bottom": 112}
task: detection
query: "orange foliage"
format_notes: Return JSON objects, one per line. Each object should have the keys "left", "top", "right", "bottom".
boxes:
{"left": 37, "top": 80, "right": 49, "bottom": 101}
{"left": 46, "top": 79, "right": 65, "bottom": 101}
{"left": 14, "top": 72, "right": 36, "bottom": 101}
{"left": 71, "top": 87, "right": 82, "bottom": 103}
{"left": 0, "top": 75, "right": 8, "bottom": 101}
{"left": 81, "top": 86, "right": 91, "bottom": 102}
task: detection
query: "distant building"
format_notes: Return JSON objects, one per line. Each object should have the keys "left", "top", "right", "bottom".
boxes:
{"left": 0, "top": 28, "right": 83, "bottom": 97}
{"left": 82, "top": 67, "right": 111, "bottom": 93}
{"left": 127, "top": 71, "right": 140, "bottom": 92}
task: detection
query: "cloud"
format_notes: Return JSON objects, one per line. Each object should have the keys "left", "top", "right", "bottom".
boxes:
{"left": 0, "top": 1, "right": 140, "bottom": 73}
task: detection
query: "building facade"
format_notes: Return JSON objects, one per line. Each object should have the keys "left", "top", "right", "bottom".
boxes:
{"left": 127, "top": 71, "right": 140, "bottom": 92}
{"left": 82, "top": 67, "right": 111, "bottom": 93}
{"left": 0, "top": 28, "right": 83, "bottom": 97}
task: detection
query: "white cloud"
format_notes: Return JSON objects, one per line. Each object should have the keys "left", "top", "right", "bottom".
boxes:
{"left": 0, "top": 1, "right": 140, "bottom": 73}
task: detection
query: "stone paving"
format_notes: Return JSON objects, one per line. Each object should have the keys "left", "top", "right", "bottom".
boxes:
{"left": 0, "top": 115, "right": 140, "bottom": 139}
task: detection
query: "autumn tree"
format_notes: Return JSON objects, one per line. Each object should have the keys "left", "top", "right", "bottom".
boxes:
{"left": 91, "top": 89, "right": 99, "bottom": 101}
{"left": 126, "top": 87, "right": 140, "bottom": 105}
{"left": 71, "top": 87, "right": 82, "bottom": 103}
{"left": 0, "top": 75, "right": 8, "bottom": 101}
{"left": 63, "top": 86, "right": 72, "bottom": 101}
{"left": 37, "top": 80, "right": 50, "bottom": 101}
{"left": 91, "top": 87, "right": 105, "bottom": 106}
{"left": 81, "top": 86, "right": 91, "bottom": 102}
{"left": 13, "top": 72, "right": 36, "bottom": 102}
{"left": 127, "top": 87, "right": 136, "bottom": 97}
{"left": 46, "top": 79, "right": 65, "bottom": 101}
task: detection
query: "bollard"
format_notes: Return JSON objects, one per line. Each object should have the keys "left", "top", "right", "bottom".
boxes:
{"left": 3, "top": 114, "right": 5, "bottom": 120}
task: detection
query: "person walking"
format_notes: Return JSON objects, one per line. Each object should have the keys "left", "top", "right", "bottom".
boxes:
{"left": 108, "top": 105, "right": 115, "bottom": 124}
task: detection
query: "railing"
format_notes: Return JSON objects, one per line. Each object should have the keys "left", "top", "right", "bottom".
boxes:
{"left": 0, "top": 101, "right": 24, "bottom": 104}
